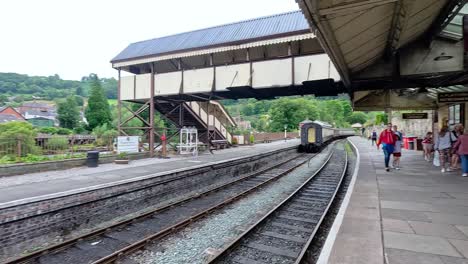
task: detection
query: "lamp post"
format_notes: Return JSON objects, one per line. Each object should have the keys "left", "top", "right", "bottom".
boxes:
{"left": 284, "top": 124, "right": 287, "bottom": 142}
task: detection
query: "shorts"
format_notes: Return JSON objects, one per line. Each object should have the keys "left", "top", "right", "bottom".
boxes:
{"left": 422, "top": 143, "right": 433, "bottom": 152}
{"left": 393, "top": 152, "right": 401, "bottom": 157}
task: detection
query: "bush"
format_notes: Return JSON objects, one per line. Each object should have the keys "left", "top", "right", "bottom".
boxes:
{"left": 93, "top": 123, "right": 118, "bottom": 147}
{"left": 38, "top": 127, "right": 59, "bottom": 134}
{"left": 232, "top": 137, "right": 238, "bottom": 145}
{"left": 46, "top": 137, "right": 69, "bottom": 151}
{"left": 249, "top": 134, "right": 255, "bottom": 144}
{"left": 117, "top": 152, "right": 128, "bottom": 159}
{"left": 0, "top": 121, "right": 37, "bottom": 156}
{"left": 56, "top": 128, "right": 72, "bottom": 135}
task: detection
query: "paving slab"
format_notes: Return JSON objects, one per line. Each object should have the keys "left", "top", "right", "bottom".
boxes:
{"left": 450, "top": 239, "right": 468, "bottom": 258}
{"left": 408, "top": 221, "right": 468, "bottom": 240}
{"left": 321, "top": 137, "right": 468, "bottom": 264}
{"left": 386, "top": 248, "right": 468, "bottom": 264}
{"left": 382, "top": 218, "right": 414, "bottom": 234}
{"left": 457, "top": 226, "right": 468, "bottom": 237}
{"left": 384, "top": 231, "right": 461, "bottom": 257}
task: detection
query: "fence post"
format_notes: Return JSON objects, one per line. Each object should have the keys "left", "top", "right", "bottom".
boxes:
{"left": 17, "top": 138, "right": 22, "bottom": 158}
{"left": 70, "top": 136, "right": 74, "bottom": 156}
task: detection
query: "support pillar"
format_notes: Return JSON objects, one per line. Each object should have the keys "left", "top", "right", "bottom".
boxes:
{"left": 117, "top": 69, "right": 122, "bottom": 136}
{"left": 149, "top": 63, "right": 155, "bottom": 158}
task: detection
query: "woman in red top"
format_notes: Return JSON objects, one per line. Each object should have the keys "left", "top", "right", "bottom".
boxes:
{"left": 377, "top": 123, "right": 398, "bottom": 172}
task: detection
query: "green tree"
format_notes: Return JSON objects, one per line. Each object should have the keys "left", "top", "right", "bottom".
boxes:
{"left": 57, "top": 96, "right": 80, "bottom": 129}
{"left": 340, "top": 100, "right": 353, "bottom": 120}
{"left": 85, "top": 77, "right": 112, "bottom": 130}
{"left": 346, "top": 112, "right": 368, "bottom": 124}
{"left": 375, "top": 113, "right": 388, "bottom": 125}
{"left": 269, "top": 98, "right": 318, "bottom": 132}
{"left": 0, "top": 94, "right": 7, "bottom": 105}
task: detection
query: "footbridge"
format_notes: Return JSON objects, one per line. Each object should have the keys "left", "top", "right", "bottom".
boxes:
{"left": 111, "top": 11, "right": 341, "bottom": 154}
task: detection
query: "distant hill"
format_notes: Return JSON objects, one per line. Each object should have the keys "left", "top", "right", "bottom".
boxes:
{"left": 0, "top": 72, "right": 117, "bottom": 103}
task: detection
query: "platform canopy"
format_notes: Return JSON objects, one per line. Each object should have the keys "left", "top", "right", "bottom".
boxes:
{"left": 296, "top": 0, "right": 468, "bottom": 90}
{"left": 296, "top": 0, "right": 468, "bottom": 110}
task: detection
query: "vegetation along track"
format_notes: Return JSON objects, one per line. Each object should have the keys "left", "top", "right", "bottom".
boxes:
{"left": 8, "top": 151, "right": 317, "bottom": 264}
{"left": 208, "top": 145, "right": 348, "bottom": 264}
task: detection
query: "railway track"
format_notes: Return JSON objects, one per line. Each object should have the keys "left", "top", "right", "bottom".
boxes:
{"left": 8, "top": 151, "right": 317, "bottom": 264}
{"left": 208, "top": 146, "right": 348, "bottom": 264}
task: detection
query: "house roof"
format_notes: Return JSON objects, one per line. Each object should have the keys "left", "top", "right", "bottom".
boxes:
{"left": 24, "top": 109, "right": 57, "bottom": 118}
{"left": 21, "top": 102, "right": 53, "bottom": 108}
{"left": 111, "top": 10, "right": 309, "bottom": 63}
{"left": 0, "top": 114, "right": 23, "bottom": 123}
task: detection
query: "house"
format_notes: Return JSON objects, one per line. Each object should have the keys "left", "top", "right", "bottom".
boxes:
{"left": 0, "top": 113, "right": 25, "bottom": 124}
{"left": 18, "top": 102, "right": 58, "bottom": 127}
{"left": 233, "top": 116, "right": 252, "bottom": 130}
{"left": 0, "top": 106, "right": 25, "bottom": 120}
{"left": 18, "top": 102, "right": 53, "bottom": 113}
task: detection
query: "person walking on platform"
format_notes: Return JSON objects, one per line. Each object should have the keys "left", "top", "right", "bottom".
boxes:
{"left": 422, "top": 132, "right": 433, "bottom": 162}
{"left": 435, "top": 126, "right": 453, "bottom": 173}
{"left": 392, "top": 125, "right": 403, "bottom": 170}
{"left": 371, "top": 130, "right": 378, "bottom": 146}
{"left": 452, "top": 131, "right": 468, "bottom": 177}
{"left": 450, "top": 124, "right": 463, "bottom": 170}
{"left": 377, "top": 123, "right": 398, "bottom": 172}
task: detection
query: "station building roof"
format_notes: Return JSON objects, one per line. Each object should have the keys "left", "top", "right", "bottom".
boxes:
{"left": 112, "top": 11, "right": 310, "bottom": 64}
{"left": 296, "top": 0, "right": 468, "bottom": 88}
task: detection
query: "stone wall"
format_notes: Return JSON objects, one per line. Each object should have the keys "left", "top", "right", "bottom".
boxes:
{"left": 0, "top": 147, "right": 297, "bottom": 261}
{"left": 0, "top": 152, "right": 149, "bottom": 177}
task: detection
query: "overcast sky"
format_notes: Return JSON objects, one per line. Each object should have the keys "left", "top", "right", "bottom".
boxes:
{"left": 0, "top": 0, "right": 300, "bottom": 81}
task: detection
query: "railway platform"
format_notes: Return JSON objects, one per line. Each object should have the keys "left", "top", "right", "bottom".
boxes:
{"left": 0, "top": 139, "right": 299, "bottom": 205}
{"left": 320, "top": 136, "right": 468, "bottom": 264}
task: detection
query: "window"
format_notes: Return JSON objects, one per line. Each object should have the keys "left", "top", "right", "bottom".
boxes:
{"left": 448, "top": 104, "right": 464, "bottom": 129}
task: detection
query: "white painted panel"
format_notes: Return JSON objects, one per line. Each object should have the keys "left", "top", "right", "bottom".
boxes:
{"left": 184, "top": 68, "right": 214, "bottom": 94}
{"left": 294, "top": 54, "right": 336, "bottom": 85}
{"left": 155, "top": 72, "right": 181, "bottom": 96}
{"left": 215, "top": 63, "right": 250, "bottom": 91}
{"left": 135, "top": 73, "right": 151, "bottom": 99}
{"left": 189, "top": 101, "right": 200, "bottom": 116}
{"left": 252, "top": 58, "right": 292, "bottom": 88}
{"left": 120, "top": 76, "right": 135, "bottom": 101}
{"left": 329, "top": 62, "right": 341, "bottom": 80}
{"left": 199, "top": 108, "right": 208, "bottom": 124}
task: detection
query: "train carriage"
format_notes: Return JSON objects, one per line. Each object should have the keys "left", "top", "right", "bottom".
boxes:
{"left": 299, "top": 120, "right": 354, "bottom": 153}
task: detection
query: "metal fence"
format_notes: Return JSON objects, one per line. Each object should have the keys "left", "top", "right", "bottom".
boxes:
{"left": 0, "top": 135, "right": 116, "bottom": 160}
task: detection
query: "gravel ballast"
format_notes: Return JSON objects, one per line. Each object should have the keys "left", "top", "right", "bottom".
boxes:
{"left": 129, "top": 143, "right": 339, "bottom": 264}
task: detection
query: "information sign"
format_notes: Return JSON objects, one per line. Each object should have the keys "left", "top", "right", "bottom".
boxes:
{"left": 117, "top": 136, "right": 139, "bottom": 153}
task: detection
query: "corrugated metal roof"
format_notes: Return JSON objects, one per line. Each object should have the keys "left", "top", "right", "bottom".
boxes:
{"left": 112, "top": 10, "right": 309, "bottom": 63}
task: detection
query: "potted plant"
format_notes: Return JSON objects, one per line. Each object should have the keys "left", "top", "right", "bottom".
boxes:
{"left": 114, "top": 152, "right": 129, "bottom": 164}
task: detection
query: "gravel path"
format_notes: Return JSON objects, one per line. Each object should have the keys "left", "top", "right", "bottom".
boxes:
{"left": 128, "top": 143, "right": 337, "bottom": 264}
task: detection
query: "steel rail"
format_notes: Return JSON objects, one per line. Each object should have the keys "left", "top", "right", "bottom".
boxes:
{"left": 208, "top": 144, "right": 347, "bottom": 263}
{"left": 6, "top": 150, "right": 309, "bottom": 264}
{"left": 91, "top": 152, "right": 319, "bottom": 264}
{"left": 295, "top": 147, "right": 348, "bottom": 263}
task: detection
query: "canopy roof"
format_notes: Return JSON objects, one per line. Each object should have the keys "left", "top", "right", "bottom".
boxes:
{"left": 112, "top": 10, "right": 310, "bottom": 63}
